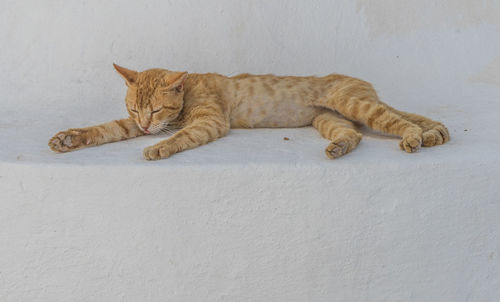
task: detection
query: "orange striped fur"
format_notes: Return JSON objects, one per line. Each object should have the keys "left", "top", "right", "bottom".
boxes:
{"left": 49, "top": 64, "right": 449, "bottom": 160}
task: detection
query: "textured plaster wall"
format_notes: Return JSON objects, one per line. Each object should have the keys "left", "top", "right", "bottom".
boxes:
{"left": 1, "top": 1, "right": 500, "bottom": 301}
{"left": 1, "top": 0, "right": 499, "bottom": 116}
{"left": 357, "top": 0, "right": 500, "bottom": 34}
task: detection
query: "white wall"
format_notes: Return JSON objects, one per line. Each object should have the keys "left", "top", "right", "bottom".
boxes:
{"left": 2, "top": 0, "right": 499, "bottom": 117}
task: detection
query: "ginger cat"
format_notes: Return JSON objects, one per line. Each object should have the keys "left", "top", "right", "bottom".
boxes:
{"left": 48, "top": 64, "right": 449, "bottom": 160}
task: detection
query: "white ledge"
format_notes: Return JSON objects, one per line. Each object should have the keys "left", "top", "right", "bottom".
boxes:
{"left": 1, "top": 110, "right": 500, "bottom": 301}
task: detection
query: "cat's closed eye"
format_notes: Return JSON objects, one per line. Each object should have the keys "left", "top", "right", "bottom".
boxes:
{"left": 163, "top": 105, "right": 180, "bottom": 111}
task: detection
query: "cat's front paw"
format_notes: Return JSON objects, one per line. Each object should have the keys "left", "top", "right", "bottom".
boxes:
{"left": 143, "top": 144, "right": 176, "bottom": 160}
{"left": 48, "top": 129, "right": 93, "bottom": 153}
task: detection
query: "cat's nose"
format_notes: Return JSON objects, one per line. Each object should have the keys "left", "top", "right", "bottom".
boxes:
{"left": 141, "top": 125, "right": 151, "bottom": 134}
{"left": 140, "top": 122, "right": 150, "bottom": 131}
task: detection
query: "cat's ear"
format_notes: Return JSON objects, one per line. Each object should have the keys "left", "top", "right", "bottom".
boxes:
{"left": 113, "top": 63, "right": 138, "bottom": 86}
{"left": 165, "top": 72, "right": 188, "bottom": 93}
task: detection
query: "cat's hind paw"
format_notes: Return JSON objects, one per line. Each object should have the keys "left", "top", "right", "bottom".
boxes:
{"left": 326, "top": 141, "right": 348, "bottom": 159}
{"left": 422, "top": 124, "right": 450, "bottom": 147}
{"left": 399, "top": 133, "right": 422, "bottom": 153}
{"left": 48, "top": 129, "right": 92, "bottom": 153}
{"left": 325, "top": 140, "right": 354, "bottom": 159}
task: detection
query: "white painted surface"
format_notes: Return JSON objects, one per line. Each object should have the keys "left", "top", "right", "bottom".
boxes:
{"left": 1, "top": 1, "right": 500, "bottom": 301}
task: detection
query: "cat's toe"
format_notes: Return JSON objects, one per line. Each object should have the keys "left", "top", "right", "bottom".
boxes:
{"left": 399, "top": 134, "right": 422, "bottom": 153}
{"left": 325, "top": 141, "right": 349, "bottom": 159}
{"left": 48, "top": 136, "right": 63, "bottom": 152}
{"left": 49, "top": 132, "right": 70, "bottom": 152}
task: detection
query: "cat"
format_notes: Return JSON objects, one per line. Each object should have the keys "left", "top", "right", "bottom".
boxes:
{"left": 48, "top": 64, "right": 449, "bottom": 160}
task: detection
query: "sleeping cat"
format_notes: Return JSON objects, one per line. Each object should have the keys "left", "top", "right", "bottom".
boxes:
{"left": 48, "top": 64, "right": 449, "bottom": 160}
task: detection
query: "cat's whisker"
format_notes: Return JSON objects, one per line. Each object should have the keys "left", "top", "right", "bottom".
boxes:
{"left": 148, "top": 122, "right": 167, "bottom": 132}
{"left": 160, "top": 127, "right": 178, "bottom": 135}
{"left": 145, "top": 121, "right": 178, "bottom": 135}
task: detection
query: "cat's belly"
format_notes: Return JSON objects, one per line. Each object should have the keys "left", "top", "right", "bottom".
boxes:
{"left": 230, "top": 97, "right": 322, "bottom": 128}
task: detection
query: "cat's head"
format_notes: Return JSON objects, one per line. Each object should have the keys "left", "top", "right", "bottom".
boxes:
{"left": 114, "top": 64, "right": 188, "bottom": 134}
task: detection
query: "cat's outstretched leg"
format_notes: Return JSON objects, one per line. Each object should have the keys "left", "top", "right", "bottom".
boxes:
{"left": 312, "top": 111, "right": 362, "bottom": 159}
{"left": 143, "top": 107, "right": 229, "bottom": 160}
{"left": 49, "top": 118, "right": 143, "bottom": 152}
{"left": 316, "top": 77, "right": 423, "bottom": 153}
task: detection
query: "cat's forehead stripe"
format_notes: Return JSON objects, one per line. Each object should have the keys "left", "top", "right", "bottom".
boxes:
{"left": 135, "top": 72, "right": 165, "bottom": 107}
